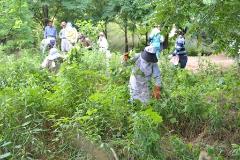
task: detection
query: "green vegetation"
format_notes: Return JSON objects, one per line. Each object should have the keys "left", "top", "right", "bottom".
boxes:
{"left": 0, "top": 47, "right": 239, "bottom": 159}
{"left": 0, "top": 0, "right": 239, "bottom": 159}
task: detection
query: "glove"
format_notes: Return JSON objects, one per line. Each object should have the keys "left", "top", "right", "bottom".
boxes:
{"left": 152, "top": 86, "right": 161, "bottom": 100}
{"left": 123, "top": 53, "right": 130, "bottom": 61}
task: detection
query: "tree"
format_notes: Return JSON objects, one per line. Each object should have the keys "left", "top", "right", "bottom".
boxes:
{"left": 0, "top": 0, "right": 33, "bottom": 52}
{"left": 29, "top": 0, "right": 62, "bottom": 27}
{"left": 153, "top": 0, "right": 240, "bottom": 56}
{"left": 103, "top": 0, "right": 155, "bottom": 52}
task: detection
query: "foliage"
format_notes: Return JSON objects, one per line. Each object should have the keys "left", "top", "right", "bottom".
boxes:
{"left": 0, "top": 0, "right": 240, "bottom": 158}
{"left": 75, "top": 20, "right": 105, "bottom": 43}
{"left": 153, "top": 0, "right": 240, "bottom": 56}
{"left": 0, "top": 47, "right": 239, "bottom": 159}
{"left": 0, "top": 0, "right": 34, "bottom": 53}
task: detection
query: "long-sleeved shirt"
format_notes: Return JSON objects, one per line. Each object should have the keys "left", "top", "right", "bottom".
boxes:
{"left": 130, "top": 54, "right": 161, "bottom": 86}
{"left": 98, "top": 37, "right": 109, "bottom": 49}
{"left": 59, "top": 28, "right": 67, "bottom": 39}
{"left": 149, "top": 28, "right": 164, "bottom": 48}
{"left": 175, "top": 35, "right": 185, "bottom": 52}
{"left": 66, "top": 27, "right": 78, "bottom": 44}
{"left": 44, "top": 26, "right": 57, "bottom": 39}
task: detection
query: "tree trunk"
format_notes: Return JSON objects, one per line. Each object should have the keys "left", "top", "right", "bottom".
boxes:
{"left": 163, "top": 33, "right": 169, "bottom": 50}
{"left": 132, "top": 27, "right": 135, "bottom": 49}
{"left": 104, "top": 21, "right": 108, "bottom": 38}
{"left": 124, "top": 23, "right": 128, "bottom": 52}
{"left": 145, "top": 32, "right": 148, "bottom": 46}
{"left": 42, "top": 4, "right": 49, "bottom": 27}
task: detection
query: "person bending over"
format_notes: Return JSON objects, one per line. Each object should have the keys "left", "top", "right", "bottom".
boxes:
{"left": 123, "top": 46, "right": 161, "bottom": 103}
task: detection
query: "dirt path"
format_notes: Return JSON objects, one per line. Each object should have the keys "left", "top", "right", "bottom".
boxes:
{"left": 186, "top": 54, "right": 235, "bottom": 71}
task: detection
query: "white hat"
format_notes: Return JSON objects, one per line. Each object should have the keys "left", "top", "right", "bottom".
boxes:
{"left": 48, "top": 48, "right": 60, "bottom": 60}
{"left": 144, "top": 46, "right": 156, "bottom": 54}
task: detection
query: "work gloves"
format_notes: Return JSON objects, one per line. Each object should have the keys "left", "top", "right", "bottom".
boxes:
{"left": 152, "top": 86, "right": 161, "bottom": 100}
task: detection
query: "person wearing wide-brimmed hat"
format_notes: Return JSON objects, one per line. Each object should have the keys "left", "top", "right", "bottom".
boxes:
{"left": 123, "top": 46, "right": 161, "bottom": 103}
{"left": 41, "top": 40, "right": 63, "bottom": 71}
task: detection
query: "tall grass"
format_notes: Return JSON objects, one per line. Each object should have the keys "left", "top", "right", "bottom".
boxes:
{"left": 0, "top": 46, "right": 239, "bottom": 159}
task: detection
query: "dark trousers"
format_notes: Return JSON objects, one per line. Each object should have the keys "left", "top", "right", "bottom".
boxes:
{"left": 178, "top": 54, "right": 188, "bottom": 68}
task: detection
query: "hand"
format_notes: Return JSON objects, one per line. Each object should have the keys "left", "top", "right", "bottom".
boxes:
{"left": 123, "top": 53, "right": 130, "bottom": 61}
{"left": 152, "top": 86, "right": 161, "bottom": 100}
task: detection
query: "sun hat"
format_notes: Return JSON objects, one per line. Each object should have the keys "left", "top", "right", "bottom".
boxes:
{"left": 141, "top": 46, "right": 158, "bottom": 63}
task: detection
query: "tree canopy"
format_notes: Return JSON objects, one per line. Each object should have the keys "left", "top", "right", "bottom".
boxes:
{"left": 0, "top": 0, "right": 239, "bottom": 55}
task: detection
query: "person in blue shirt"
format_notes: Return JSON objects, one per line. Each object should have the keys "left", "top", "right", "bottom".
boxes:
{"left": 170, "top": 30, "right": 188, "bottom": 68}
{"left": 40, "top": 20, "right": 57, "bottom": 54}
{"left": 44, "top": 20, "right": 57, "bottom": 39}
{"left": 148, "top": 25, "right": 164, "bottom": 59}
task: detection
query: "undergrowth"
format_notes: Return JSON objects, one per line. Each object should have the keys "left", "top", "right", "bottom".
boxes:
{"left": 0, "top": 47, "right": 239, "bottom": 159}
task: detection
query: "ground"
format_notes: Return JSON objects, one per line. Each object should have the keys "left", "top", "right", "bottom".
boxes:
{"left": 186, "top": 54, "right": 235, "bottom": 71}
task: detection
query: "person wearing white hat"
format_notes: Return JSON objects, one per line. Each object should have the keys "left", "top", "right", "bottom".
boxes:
{"left": 41, "top": 40, "right": 63, "bottom": 71}
{"left": 97, "top": 32, "right": 109, "bottom": 52}
{"left": 123, "top": 46, "right": 161, "bottom": 103}
{"left": 149, "top": 25, "right": 164, "bottom": 59}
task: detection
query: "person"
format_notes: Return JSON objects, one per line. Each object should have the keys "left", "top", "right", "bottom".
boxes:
{"left": 40, "top": 20, "right": 57, "bottom": 54}
{"left": 149, "top": 25, "right": 164, "bottom": 59}
{"left": 59, "top": 21, "right": 71, "bottom": 53}
{"left": 41, "top": 40, "right": 63, "bottom": 72}
{"left": 123, "top": 46, "right": 161, "bottom": 103}
{"left": 97, "top": 32, "right": 109, "bottom": 52}
{"left": 65, "top": 22, "right": 78, "bottom": 47}
{"left": 97, "top": 32, "right": 111, "bottom": 59}
{"left": 78, "top": 34, "right": 92, "bottom": 50}
{"left": 170, "top": 30, "right": 188, "bottom": 68}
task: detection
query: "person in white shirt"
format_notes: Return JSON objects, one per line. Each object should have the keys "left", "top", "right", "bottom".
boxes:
{"left": 59, "top": 21, "right": 71, "bottom": 53}
{"left": 97, "top": 32, "right": 109, "bottom": 54}
{"left": 66, "top": 22, "right": 78, "bottom": 47}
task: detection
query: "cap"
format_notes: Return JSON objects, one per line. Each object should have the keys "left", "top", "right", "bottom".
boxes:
{"left": 48, "top": 39, "right": 55, "bottom": 47}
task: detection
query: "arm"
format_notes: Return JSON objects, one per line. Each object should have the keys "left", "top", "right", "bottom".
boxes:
{"left": 160, "top": 35, "right": 164, "bottom": 43}
{"left": 55, "top": 28, "right": 57, "bottom": 39}
{"left": 152, "top": 63, "right": 161, "bottom": 86}
{"left": 148, "top": 35, "right": 153, "bottom": 43}
{"left": 73, "top": 28, "right": 78, "bottom": 43}
{"left": 123, "top": 53, "right": 140, "bottom": 65}
{"left": 59, "top": 30, "right": 63, "bottom": 39}
{"left": 44, "top": 26, "right": 47, "bottom": 39}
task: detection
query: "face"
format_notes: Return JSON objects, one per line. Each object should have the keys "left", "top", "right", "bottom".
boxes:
{"left": 99, "top": 32, "right": 104, "bottom": 37}
{"left": 48, "top": 22, "right": 53, "bottom": 27}
{"left": 61, "top": 22, "right": 66, "bottom": 28}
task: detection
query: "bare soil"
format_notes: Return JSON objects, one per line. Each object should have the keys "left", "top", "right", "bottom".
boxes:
{"left": 186, "top": 54, "right": 235, "bottom": 71}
